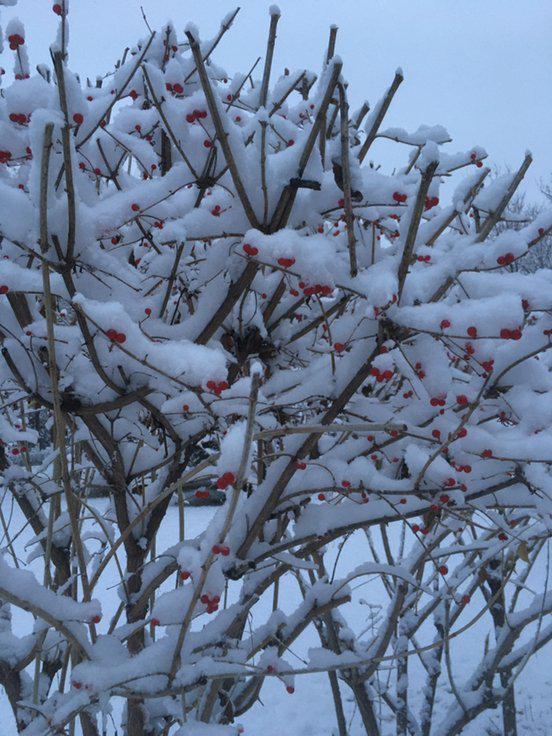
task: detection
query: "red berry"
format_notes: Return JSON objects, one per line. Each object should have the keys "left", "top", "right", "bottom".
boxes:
{"left": 456, "top": 394, "right": 468, "bottom": 406}
{"left": 461, "top": 594, "right": 470, "bottom": 605}
{"left": 295, "top": 462, "right": 307, "bottom": 470}
{"left": 115, "top": 333, "right": 126, "bottom": 344}
{"left": 0, "top": 285, "right": 9, "bottom": 295}
{"left": 173, "top": 83, "right": 183, "bottom": 94}
{"left": 467, "top": 326, "right": 477, "bottom": 338}
{"left": 72, "top": 113, "right": 84, "bottom": 125}
{"left": 482, "top": 449, "right": 493, "bottom": 458}
{"left": 106, "top": 328, "right": 118, "bottom": 341}
{"left": 286, "top": 685, "right": 295, "bottom": 694}
{"left": 438, "top": 565, "right": 448, "bottom": 575}
{"left": 440, "top": 319, "right": 451, "bottom": 329}
{"left": 432, "top": 429, "right": 441, "bottom": 439}
{"left": 317, "top": 493, "right": 326, "bottom": 501}
{"left": 91, "top": 614, "right": 101, "bottom": 624}
{"left": 333, "top": 342, "right": 345, "bottom": 353}
{"left": 53, "top": 3, "right": 63, "bottom": 14}
{"left": 212, "top": 545, "right": 221, "bottom": 555}
{"left": 144, "top": 307, "right": 152, "bottom": 316}
{"left": 277, "top": 257, "right": 296, "bottom": 268}
{"left": 243, "top": 243, "right": 258, "bottom": 256}
{"left": 203, "top": 139, "right": 213, "bottom": 148}
{"left": 412, "top": 524, "right": 420, "bottom": 533}
{"left": 131, "top": 203, "right": 140, "bottom": 212}
{"left": 151, "top": 618, "right": 160, "bottom": 627}
{"left": 180, "top": 570, "right": 190, "bottom": 580}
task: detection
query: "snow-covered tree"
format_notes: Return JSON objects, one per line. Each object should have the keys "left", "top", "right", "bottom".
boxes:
{"left": 0, "top": 4, "right": 551, "bottom": 735}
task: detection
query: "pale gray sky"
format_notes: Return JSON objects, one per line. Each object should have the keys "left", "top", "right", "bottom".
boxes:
{"left": 2, "top": 0, "right": 551, "bottom": 199}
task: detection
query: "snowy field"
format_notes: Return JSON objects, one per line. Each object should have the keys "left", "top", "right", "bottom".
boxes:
{"left": 1, "top": 500, "right": 550, "bottom": 735}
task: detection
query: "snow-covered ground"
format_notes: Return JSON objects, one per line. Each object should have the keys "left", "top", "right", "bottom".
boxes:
{"left": 1, "top": 499, "right": 550, "bottom": 735}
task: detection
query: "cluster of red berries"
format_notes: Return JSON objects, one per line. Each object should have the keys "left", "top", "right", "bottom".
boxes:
{"left": 470, "top": 152, "right": 483, "bottom": 167}
{"left": 216, "top": 471, "right": 236, "bottom": 490}
{"left": 106, "top": 328, "right": 126, "bottom": 344}
{"left": 430, "top": 395, "right": 446, "bottom": 407}
{"left": 481, "top": 359, "right": 494, "bottom": 373}
{"left": 7, "top": 33, "right": 25, "bottom": 50}
{"left": 370, "top": 366, "right": 394, "bottom": 382}
{"left": 206, "top": 380, "right": 229, "bottom": 395}
{"left": 10, "top": 445, "right": 27, "bottom": 456}
{"left": 194, "top": 489, "right": 210, "bottom": 500}
{"left": 166, "top": 82, "right": 184, "bottom": 94}
{"left": 301, "top": 282, "right": 332, "bottom": 297}
{"left": 392, "top": 191, "right": 407, "bottom": 203}
{"left": 201, "top": 593, "right": 221, "bottom": 614}
{"left": 413, "top": 361, "right": 425, "bottom": 379}
{"left": 497, "top": 252, "right": 515, "bottom": 266}
{"left": 451, "top": 461, "right": 472, "bottom": 474}
{"left": 277, "top": 256, "right": 295, "bottom": 269}
{"left": 243, "top": 243, "right": 258, "bottom": 256}
{"left": 0, "top": 151, "right": 12, "bottom": 164}
{"left": 211, "top": 544, "right": 230, "bottom": 556}
{"left": 417, "top": 254, "right": 431, "bottom": 262}
{"left": 500, "top": 327, "right": 522, "bottom": 340}
{"left": 186, "top": 109, "right": 207, "bottom": 123}
{"left": 424, "top": 195, "right": 439, "bottom": 210}
{"left": 9, "top": 112, "right": 28, "bottom": 125}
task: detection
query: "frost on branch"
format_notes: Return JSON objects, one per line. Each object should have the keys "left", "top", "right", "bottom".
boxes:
{"left": 0, "top": 5, "right": 551, "bottom": 736}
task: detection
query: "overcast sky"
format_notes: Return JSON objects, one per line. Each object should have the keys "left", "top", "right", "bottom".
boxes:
{"left": 2, "top": 0, "right": 551, "bottom": 200}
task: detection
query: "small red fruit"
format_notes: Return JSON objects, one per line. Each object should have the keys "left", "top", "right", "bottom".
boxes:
{"left": 131, "top": 203, "right": 140, "bottom": 212}
{"left": 243, "top": 243, "right": 258, "bottom": 256}
{"left": 438, "top": 565, "right": 448, "bottom": 575}
{"left": 72, "top": 113, "right": 84, "bottom": 125}
{"left": 52, "top": 3, "right": 63, "bottom": 14}
{"left": 277, "top": 257, "right": 296, "bottom": 268}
